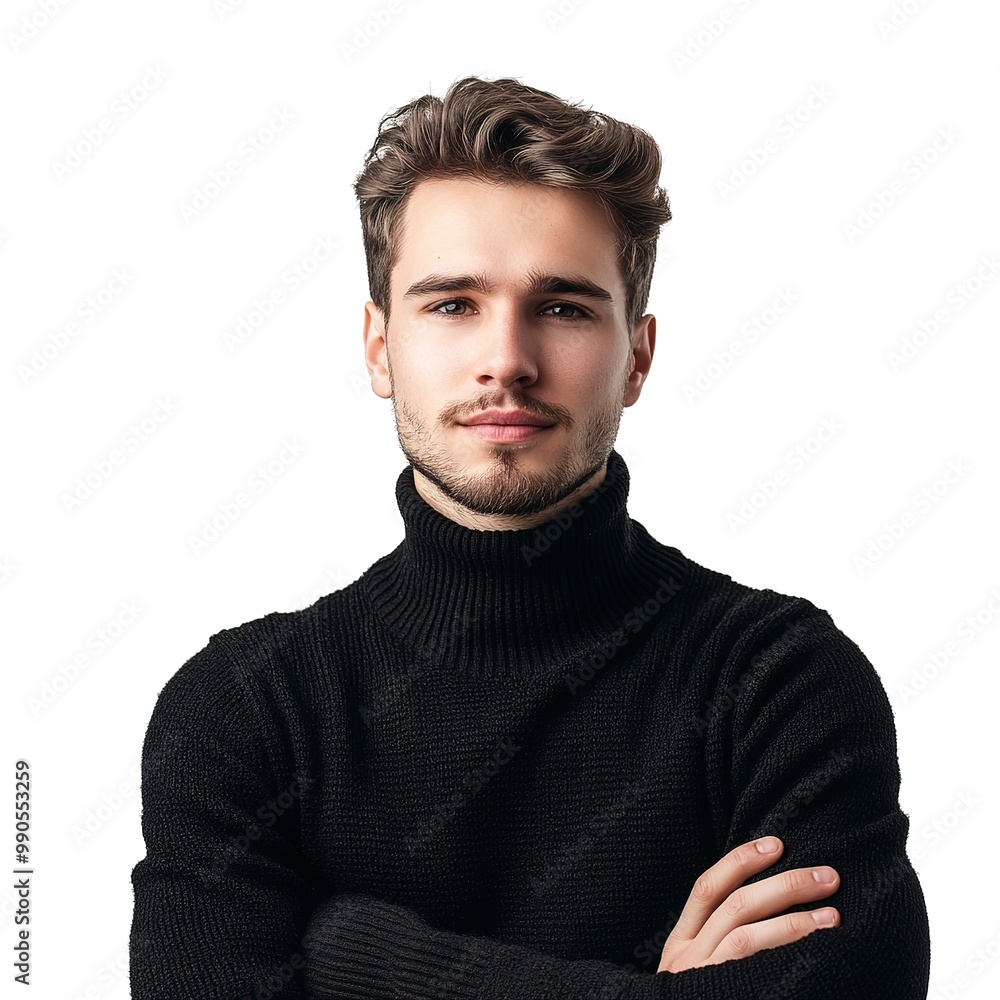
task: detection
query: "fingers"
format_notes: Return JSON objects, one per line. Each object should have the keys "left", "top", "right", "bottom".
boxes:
{"left": 697, "top": 862, "right": 841, "bottom": 956}
{"left": 670, "top": 837, "right": 788, "bottom": 942}
{"left": 704, "top": 906, "right": 841, "bottom": 966}
{"left": 661, "top": 837, "right": 842, "bottom": 974}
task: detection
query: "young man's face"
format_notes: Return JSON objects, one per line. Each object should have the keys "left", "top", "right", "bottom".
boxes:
{"left": 363, "top": 175, "right": 655, "bottom": 528}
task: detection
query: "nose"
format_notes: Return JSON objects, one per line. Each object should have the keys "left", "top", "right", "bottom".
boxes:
{"left": 473, "top": 302, "right": 538, "bottom": 389}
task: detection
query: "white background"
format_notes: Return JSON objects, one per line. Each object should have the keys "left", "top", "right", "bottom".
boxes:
{"left": 2, "top": 0, "right": 998, "bottom": 996}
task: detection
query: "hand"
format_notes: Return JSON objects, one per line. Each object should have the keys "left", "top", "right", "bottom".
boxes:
{"left": 657, "top": 836, "right": 840, "bottom": 973}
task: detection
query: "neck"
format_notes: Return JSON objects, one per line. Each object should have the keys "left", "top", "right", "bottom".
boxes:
{"left": 361, "top": 448, "right": 689, "bottom": 680}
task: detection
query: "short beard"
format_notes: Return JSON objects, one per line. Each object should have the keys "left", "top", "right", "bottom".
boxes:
{"left": 387, "top": 354, "right": 629, "bottom": 518}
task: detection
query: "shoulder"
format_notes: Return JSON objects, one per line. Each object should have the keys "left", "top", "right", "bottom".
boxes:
{"left": 178, "top": 579, "right": 367, "bottom": 687}
{"left": 145, "top": 584, "right": 366, "bottom": 778}
{"left": 681, "top": 556, "right": 893, "bottom": 728}
{"left": 669, "top": 551, "right": 826, "bottom": 654}
{"left": 153, "top": 578, "right": 369, "bottom": 715}
{"left": 670, "top": 551, "right": 879, "bottom": 694}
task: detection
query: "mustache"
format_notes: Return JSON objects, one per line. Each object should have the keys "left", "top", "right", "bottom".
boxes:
{"left": 448, "top": 396, "right": 570, "bottom": 425}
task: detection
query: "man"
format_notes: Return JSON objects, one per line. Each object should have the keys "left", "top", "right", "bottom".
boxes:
{"left": 129, "top": 76, "right": 930, "bottom": 998}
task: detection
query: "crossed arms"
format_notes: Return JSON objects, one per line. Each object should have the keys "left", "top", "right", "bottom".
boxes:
{"left": 129, "top": 616, "right": 930, "bottom": 999}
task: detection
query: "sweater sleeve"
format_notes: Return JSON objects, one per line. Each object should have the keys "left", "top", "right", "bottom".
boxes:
{"left": 301, "top": 890, "right": 663, "bottom": 999}
{"left": 653, "top": 601, "right": 931, "bottom": 999}
{"left": 129, "top": 638, "right": 319, "bottom": 1000}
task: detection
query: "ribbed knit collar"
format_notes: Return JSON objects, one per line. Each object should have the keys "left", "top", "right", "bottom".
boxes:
{"left": 362, "top": 448, "right": 689, "bottom": 679}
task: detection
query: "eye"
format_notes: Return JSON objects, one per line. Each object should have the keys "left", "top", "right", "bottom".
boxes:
{"left": 542, "top": 301, "right": 589, "bottom": 320}
{"left": 427, "top": 298, "right": 591, "bottom": 320}
{"left": 430, "top": 299, "right": 472, "bottom": 317}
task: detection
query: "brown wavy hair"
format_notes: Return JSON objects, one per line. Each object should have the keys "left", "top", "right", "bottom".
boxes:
{"left": 353, "top": 75, "right": 671, "bottom": 335}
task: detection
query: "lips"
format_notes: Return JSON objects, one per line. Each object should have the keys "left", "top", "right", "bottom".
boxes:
{"left": 461, "top": 410, "right": 554, "bottom": 427}
{"left": 462, "top": 423, "right": 552, "bottom": 442}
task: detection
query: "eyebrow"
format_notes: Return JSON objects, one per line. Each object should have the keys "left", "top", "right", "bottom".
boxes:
{"left": 402, "top": 267, "right": 614, "bottom": 304}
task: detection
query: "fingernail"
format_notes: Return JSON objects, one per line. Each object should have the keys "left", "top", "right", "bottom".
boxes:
{"left": 755, "top": 837, "right": 780, "bottom": 853}
{"left": 812, "top": 868, "right": 837, "bottom": 883}
{"left": 812, "top": 908, "right": 837, "bottom": 926}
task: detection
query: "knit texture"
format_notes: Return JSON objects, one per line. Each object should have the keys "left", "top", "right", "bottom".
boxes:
{"left": 129, "top": 448, "right": 930, "bottom": 999}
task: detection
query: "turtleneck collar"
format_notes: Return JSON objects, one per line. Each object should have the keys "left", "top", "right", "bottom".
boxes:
{"left": 361, "top": 448, "right": 689, "bottom": 680}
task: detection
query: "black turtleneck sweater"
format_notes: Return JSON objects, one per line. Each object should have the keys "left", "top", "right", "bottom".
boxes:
{"left": 129, "top": 449, "right": 930, "bottom": 999}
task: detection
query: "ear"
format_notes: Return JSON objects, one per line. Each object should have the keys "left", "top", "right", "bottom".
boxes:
{"left": 363, "top": 301, "right": 392, "bottom": 399}
{"left": 624, "top": 313, "right": 655, "bottom": 407}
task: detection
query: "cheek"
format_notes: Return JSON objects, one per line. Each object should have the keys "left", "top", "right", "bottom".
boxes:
{"left": 393, "top": 353, "right": 459, "bottom": 403}
{"left": 555, "top": 349, "right": 624, "bottom": 395}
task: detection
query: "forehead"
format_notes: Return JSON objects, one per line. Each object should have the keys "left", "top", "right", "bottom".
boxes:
{"left": 393, "top": 176, "right": 622, "bottom": 293}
